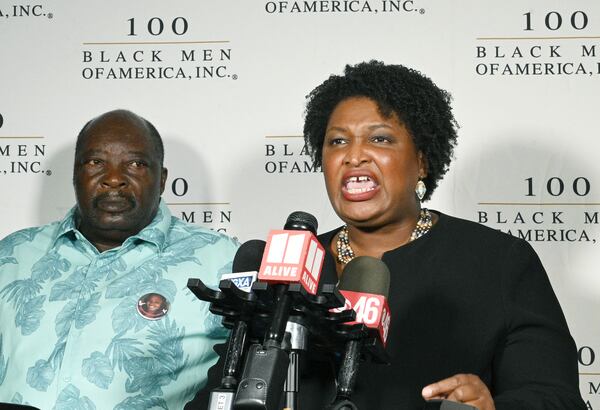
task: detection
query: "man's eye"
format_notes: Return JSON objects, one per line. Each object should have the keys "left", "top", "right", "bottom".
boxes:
{"left": 85, "top": 159, "right": 102, "bottom": 166}
{"left": 371, "top": 135, "right": 391, "bottom": 143}
{"left": 130, "top": 161, "right": 147, "bottom": 168}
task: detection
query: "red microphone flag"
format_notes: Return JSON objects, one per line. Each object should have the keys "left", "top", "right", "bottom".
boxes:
{"left": 337, "top": 290, "right": 391, "bottom": 346}
{"left": 258, "top": 230, "right": 325, "bottom": 295}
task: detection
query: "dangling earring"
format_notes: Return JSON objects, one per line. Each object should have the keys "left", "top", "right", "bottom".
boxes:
{"left": 416, "top": 179, "right": 426, "bottom": 201}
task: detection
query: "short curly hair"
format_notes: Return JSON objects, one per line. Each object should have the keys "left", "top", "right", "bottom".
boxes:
{"left": 303, "top": 61, "right": 458, "bottom": 201}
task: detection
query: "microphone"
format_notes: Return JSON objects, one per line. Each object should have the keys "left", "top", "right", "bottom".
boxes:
{"left": 234, "top": 211, "right": 325, "bottom": 410}
{"left": 258, "top": 212, "right": 323, "bottom": 296}
{"left": 330, "top": 256, "right": 391, "bottom": 409}
{"left": 220, "top": 239, "right": 265, "bottom": 292}
{"left": 207, "top": 240, "right": 265, "bottom": 410}
{"left": 337, "top": 256, "right": 391, "bottom": 346}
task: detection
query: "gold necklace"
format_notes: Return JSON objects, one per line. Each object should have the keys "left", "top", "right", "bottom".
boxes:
{"left": 336, "top": 209, "right": 433, "bottom": 265}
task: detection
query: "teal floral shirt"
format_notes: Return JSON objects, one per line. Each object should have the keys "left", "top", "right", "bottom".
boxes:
{"left": 0, "top": 200, "right": 237, "bottom": 409}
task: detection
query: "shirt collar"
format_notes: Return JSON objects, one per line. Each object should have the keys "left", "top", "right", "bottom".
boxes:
{"left": 52, "top": 199, "right": 172, "bottom": 252}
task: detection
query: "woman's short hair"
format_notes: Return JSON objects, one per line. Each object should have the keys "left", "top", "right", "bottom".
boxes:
{"left": 303, "top": 60, "right": 458, "bottom": 201}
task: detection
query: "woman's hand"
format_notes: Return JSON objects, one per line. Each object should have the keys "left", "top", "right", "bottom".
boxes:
{"left": 421, "top": 373, "right": 495, "bottom": 410}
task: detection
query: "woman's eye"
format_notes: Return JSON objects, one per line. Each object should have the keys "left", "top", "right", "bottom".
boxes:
{"left": 328, "top": 137, "right": 346, "bottom": 145}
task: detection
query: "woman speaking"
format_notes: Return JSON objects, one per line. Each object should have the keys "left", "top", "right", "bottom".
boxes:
{"left": 301, "top": 61, "right": 585, "bottom": 409}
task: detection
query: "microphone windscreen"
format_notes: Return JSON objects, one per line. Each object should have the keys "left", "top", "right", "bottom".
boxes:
{"left": 338, "top": 256, "right": 391, "bottom": 298}
{"left": 284, "top": 211, "right": 318, "bottom": 234}
{"left": 232, "top": 239, "right": 266, "bottom": 273}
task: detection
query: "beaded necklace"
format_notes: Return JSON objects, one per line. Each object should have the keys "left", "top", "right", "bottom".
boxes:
{"left": 336, "top": 208, "right": 433, "bottom": 265}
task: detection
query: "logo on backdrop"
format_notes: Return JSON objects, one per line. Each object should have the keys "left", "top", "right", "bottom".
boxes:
{"left": 475, "top": 10, "right": 599, "bottom": 77}
{"left": 167, "top": 176, "right": 233, "bottom": 233}
{"left": 264, "top": 136, "right": 321, "bottom": 174}
{"left": 81, "top": 16, "right": 238, "bottom": 81}
{"left": 0, "top": 115, "right": 52, "bottom": 177}
{"left": 476, "top": 176, "right": 599, "bottom": 243}
{"left": 577, "top": 345, "right": 600, "bottom": 408}
{"left": 0, "top": 4, "right": 54, "bottom": 19}
{"left": 264, "top": 0, "right": 426, "bottom": 14}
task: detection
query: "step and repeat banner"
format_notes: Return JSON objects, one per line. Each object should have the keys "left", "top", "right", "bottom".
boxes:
{"left": 1, "top": 0, "right": 599, "bottom": 406}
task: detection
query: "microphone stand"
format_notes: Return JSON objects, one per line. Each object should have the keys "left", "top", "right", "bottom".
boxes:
{"left": 325, "top": 339, "right": 362, "bottom": 410}
{"left": 282, "top": 317, "right": 308, "bottom": 410}
{"left": 208, "top": 320, "right": 248, "bottom": 410}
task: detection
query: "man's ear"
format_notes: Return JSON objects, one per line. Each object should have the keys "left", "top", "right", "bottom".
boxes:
{"left": 160, "top": 167, "right": 168, "bottom": 194}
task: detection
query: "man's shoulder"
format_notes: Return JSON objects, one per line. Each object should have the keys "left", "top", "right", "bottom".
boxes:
{"left": 164, "top": 216, "right": 239, "bottom": 253}
{"left": 0, "top": 220, "right": 62, "bottom": 253}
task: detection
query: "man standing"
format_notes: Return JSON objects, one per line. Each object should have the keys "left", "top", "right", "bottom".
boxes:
{"left": 0, "top": 110, "right": 237, "bottom": 409}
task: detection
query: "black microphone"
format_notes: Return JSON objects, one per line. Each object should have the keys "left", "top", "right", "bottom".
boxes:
{"left": 207, "top": 240, "right": 266, "bottom": 410}
{"left": 234, "top": 211, "right": 322, "bottom": 410}
{"left": 329, "top": 256, "right": 391, "bottom": 410}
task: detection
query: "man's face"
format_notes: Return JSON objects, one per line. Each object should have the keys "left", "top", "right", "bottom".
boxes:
{"left": 73, "top": 113, "right": 167, "bottom": 250}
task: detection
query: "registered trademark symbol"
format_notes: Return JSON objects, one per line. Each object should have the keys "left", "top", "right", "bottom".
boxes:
{"left": 46, "top": 170, "right": 52, "bottom": 176}
{"left": 232, "top": 74, "right": 238, "bottom": 80}
{"left": 419, "top": 8, "right": 425, "bottom": 14}
{"left": 47, "top": 13, "right": 53, "bottom": 19}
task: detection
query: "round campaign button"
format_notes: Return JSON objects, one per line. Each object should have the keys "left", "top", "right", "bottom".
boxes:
{"left": 137, "top": 292, "right": 170, "bottom": 320}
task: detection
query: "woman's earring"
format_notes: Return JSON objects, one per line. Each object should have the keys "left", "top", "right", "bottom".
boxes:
{"left": 416, "top": 180, "right": 426, "bottom": 201}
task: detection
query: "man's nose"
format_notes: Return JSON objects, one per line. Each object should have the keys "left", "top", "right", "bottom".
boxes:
{"left": 101, "top": 166, "right": 127, "bottom": 188}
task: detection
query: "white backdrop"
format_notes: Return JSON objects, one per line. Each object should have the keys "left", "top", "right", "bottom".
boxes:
{"left": 1, "top": 0, "right": 599, "bottom": 406}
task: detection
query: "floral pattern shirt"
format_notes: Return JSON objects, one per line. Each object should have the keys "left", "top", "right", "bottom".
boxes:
{"left": 0, "top": 200, "right": 237, "bottom": 409}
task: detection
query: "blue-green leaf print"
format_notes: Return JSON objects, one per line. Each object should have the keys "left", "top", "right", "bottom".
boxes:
{"left": 15, "top": 294, "right": 46, "bottom": 335}
{"left": 73, "top": 292, "right": 101, "bottom": 328}
{"left": 102, "top": 256, "right": 127, "bottom": 281}
{"left": 105, "top": 268, "right": 162, "bottom": 299}
{"left": 139, "top": 228, "right": 166, "bottom": 248}
{"left": 124, "top": 356, "right": 172, "bottom": 397}
{"left": 0, "top": 334, "right": 9, "bottom": 385}
{"left": 0, "top": 256, "right": 17, "bottom": 268}
{"left": 55, "top": 293, "right": 101, "bottom": 338}
{"left": 50, "top": 267, "right": 92, "bottom": 301}
{"left": 112, "top": 297, "right": 148, "bottom": 334}
{"left": 50, "top": 340, "right": 67, "bottom": 372}
{"left": 31, "top": 250, "right": 71, "bottom": 282}
{"left": 26, "top": 359, "right": 54, "bottom": 391}
{"left": 0, "top": 278, "right": 42, "bottom": 309}
{"left": 147, "top": 318, "right": 186, "bottom": 379}
{"left": 10, "top": 392, "right": 29, "bottom": 404}
{"left": 131, "top": 277, "right": 177, "bottom": 303}
{"left": 81, "top": 351, "right": 114, "bottom": 389}
{"left": 146, "top": 252, "right": 199, "bottom": 271}
{"left": 106, "top": 337, "right": 144, "bottom": 372}
{"left": 113, "top": 394, "right": 167, "bottom": 410}
{"left": 53, "top": 384, "right": 96, "bottom": 410}
{"left": 169, "top": 223, "right": 222, "bottom": 248}
{"left": 218, "top": 260, "right": 234, "bottom": 276}
{"left": 0, "top": 227, "right": 44, "bottom": 258}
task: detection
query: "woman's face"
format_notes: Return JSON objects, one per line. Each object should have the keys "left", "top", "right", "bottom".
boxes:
{"left": 146, "top": 295, "right": 163, "bottom": 311}
{"left": 322, "top": 97, "right": 425, "bottom": 228}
